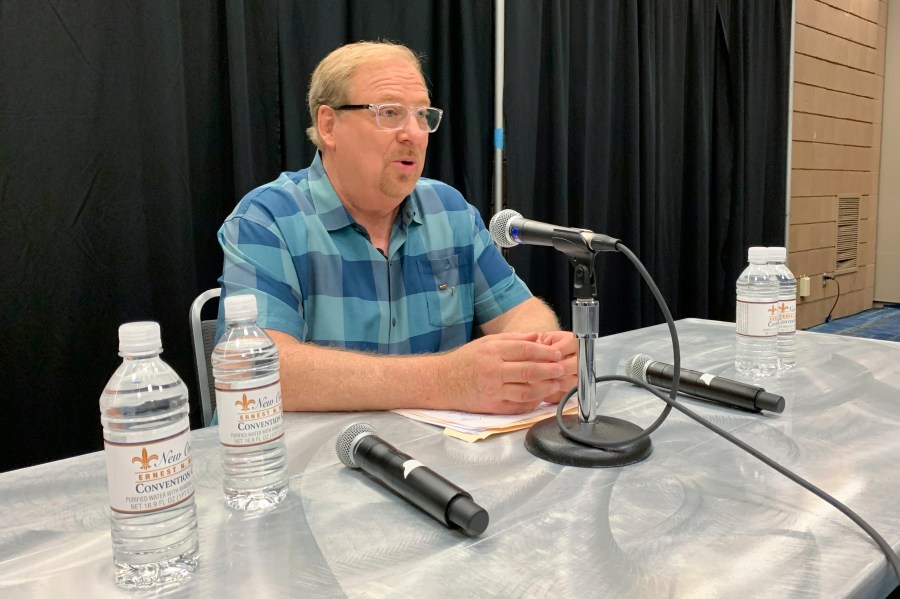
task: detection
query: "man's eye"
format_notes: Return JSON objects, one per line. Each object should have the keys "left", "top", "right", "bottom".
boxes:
{"left": 381, "top": 107, "right": 401, "bottom": 118}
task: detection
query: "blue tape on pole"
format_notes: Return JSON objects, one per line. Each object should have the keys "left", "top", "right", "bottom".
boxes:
{"left": 494, "top": 128, "right": 504, "bottom": 150}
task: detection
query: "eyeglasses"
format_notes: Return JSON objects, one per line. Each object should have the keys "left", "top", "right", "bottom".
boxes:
{"left": 333, "top": 103, "right": 444, "bottom": 133}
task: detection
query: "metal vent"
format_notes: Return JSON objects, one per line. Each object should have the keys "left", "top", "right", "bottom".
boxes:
{"left": 835, "top": 196, "right": 859, "bottom": 274}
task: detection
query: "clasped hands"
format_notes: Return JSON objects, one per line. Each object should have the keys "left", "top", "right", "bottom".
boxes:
{"left": 442, "top": 331, "right": 578, "bottom": 415}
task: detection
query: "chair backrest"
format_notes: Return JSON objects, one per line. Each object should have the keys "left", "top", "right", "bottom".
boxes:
{"left": 189, "top": 288, "right": 221, "bottom": 427}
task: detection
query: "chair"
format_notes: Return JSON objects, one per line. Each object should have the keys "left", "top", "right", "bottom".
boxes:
{"left": 189, "top": 288, "right": 221, "bottom": 427}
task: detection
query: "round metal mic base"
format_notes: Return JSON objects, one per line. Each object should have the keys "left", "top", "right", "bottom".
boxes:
{"left": 524, "top": 415, "right": 652, "bottom": 468}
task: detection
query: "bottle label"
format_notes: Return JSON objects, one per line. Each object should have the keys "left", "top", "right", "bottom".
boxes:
{"left": 736, "top": 300, "right": 779, "bottom": 337}
{"left": 216, "top": 380, "right": 284, "bottom": 447}
{"left": 104, "top": 428, "right": 194, "bottom": 514}
{"left": 776, "top": 299, "right": 796, "bottom": 334}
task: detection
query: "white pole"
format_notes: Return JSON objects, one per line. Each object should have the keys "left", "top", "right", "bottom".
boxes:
{"left": 493, "top": 0, "right": 505, "bottom": 216}
{"left": 784, "top": 0, "right": 796, "bottom": 251}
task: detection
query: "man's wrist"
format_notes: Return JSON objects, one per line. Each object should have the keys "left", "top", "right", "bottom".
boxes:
{"left": 427, "top": 349, "right": 459, "bottom": 410}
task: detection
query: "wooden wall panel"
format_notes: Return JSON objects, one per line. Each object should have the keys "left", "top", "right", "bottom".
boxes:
{"left": 795, "top": 24, "right": 880, "bottom": 72}
{"left": 794, "top": 54, "right": 879, "bottom": 97}
{"left": 789, "top": 247, "right": 837, "bottom": 276}
{"left": 791, "top": 196, "right": 839, "bottom": 224}
{"left": 792, "top": 113, "right": 873, "bottom": 146}
{"left": 816, "top": 0, "right": 882, "bottom": 24}
{"left": 793, "top": 82, "right": 876, "bottom": 121}
{"left": 791, "top": 170, "right": 875, "bottom": 196}
{"left": 789, "top": 222, "right": 837, "bottom": 252}
{"left": 791, "top": 141, "right": 874, "bottom": 170}
{"left": 795, "top": 0, "right": 879, "bottom": 47}
{"left": 790, "top": 0, "right": 888, "bottom": 328}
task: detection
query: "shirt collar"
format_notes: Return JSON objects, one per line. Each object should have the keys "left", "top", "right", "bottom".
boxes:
{"left": 308, "top": 152, "right": 424, "bottom": 231}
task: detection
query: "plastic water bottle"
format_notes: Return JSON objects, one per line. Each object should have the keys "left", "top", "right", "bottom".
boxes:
{"left": 735, "top": 247, "right": 779, "bottom": 378}
{"left": 100, "top": 321, "right": 199, "bottom": 589}
{"left": 768, "top": 246, "right": 796, "bottom": 371}
{"left": 212, "top": 294, "right": 289, "bottom": 510}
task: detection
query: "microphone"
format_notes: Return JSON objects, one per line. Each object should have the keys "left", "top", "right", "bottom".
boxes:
{"left": 488, "top": 209, "right": 619, "bottom": 254}
{"left": 335, "top": 422, "right": 489, "bottom": 535}
{"left": 625, "top": 354, "right": 785, "bottom": 414}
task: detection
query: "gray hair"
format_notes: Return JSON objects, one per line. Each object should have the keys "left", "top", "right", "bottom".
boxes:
{"left": 306, "top": 41, "right": 426, "bottom": 150}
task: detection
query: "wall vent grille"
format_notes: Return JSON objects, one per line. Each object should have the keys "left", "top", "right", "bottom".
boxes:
{"left": 836, "top": 195, "right": 859, "bottom": 274}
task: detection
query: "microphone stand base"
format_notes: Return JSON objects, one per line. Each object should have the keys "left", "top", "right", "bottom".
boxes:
{"left": 524, "top": 414, "right": 652, "bottom": 468}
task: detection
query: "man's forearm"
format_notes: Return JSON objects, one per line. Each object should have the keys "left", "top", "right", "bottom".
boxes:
{"left": 480, "top": 296, "right": 561, "bottom": 335}
{"left": 268, "top": 330, "right": 450, "bottom": 411}
{"left": 266, "top": 327, "right": 572, "bottom": 414}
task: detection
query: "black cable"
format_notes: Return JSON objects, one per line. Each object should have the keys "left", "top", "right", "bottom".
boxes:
{"left": 552, "top": 248, "right": 899, "bottom": 582}
{"left": 825, "top": 275, "right": 841, "bottom": 323}
{"left": 555, "top": 380, "right": 900, "bottom": 582}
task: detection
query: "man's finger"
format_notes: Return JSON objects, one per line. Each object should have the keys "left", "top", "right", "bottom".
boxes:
{"left": 500, "top": 361, "right": 566, "bottom": 384}
{"left": 497, "top": 340, "right": 562, "bottom": 363}
{"left": 490, "top": 332, "right": 541, "bottom": 343}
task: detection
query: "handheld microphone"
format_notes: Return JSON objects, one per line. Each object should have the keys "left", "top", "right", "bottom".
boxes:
{"left": 335, "top": 422, "right": 489, "bottom": 535}
{"left": 488, "top": 209, "right": 619, "bottom": 254}
{"left": 625, "top": 354, "right": 785, "bottom": 414}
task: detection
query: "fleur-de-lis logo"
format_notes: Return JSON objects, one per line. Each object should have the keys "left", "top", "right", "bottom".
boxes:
{"left": 778, "top": 302, "right": 788, "bottom": 314}
{"left": 235, "top": 394, "right": 256, "bottom": 412}
{"left": 131, "top": 447, "right": 158, "bottom": 471}
{"left": 768, "top": 305, "right": 778, "bottom": 316}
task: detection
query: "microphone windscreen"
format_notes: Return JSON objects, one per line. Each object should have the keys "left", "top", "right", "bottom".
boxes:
{"left": 335, "top": 422, "right": 375, "bottom": 468}
{"left": 488, "top": 209, "right": 521, "bottom": 248}
{"left": 625, "top": 354, "right": 653, "bottom": 382}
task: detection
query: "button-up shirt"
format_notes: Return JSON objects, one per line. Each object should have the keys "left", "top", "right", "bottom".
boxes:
{"left": 217, "top": 153, "right": 531, "bottom": 354}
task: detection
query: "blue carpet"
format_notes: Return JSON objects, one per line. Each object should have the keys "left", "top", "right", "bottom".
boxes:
{"left": 806, "top": 304, "right": 900, "bottom": 342}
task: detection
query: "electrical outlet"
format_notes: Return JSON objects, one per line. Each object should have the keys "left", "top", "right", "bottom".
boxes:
{"left": 823, "top": 273, "right": 834, "bottom": 287}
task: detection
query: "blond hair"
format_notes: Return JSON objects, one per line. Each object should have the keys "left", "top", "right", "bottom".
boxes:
{"left": 306, "top": 41, "right": 426, "bottom": 150}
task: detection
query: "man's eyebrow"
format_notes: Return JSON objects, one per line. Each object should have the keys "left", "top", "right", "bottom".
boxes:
{"left": 371, "top": 90, "right": 431, "bottom": 104}
{"left": 374, "top": 98, "right": 432, "bottom": 105}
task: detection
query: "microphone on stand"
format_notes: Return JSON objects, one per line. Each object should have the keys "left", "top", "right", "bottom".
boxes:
{"left": 625, "top": 354, "right": 785, "bottom": 414}
{"left": 490, "top": 209, "right": 653, "bottom": 468}
{"left": 488, "top": 209, "right": 619, "bottom": 253}
{"left": 335, "top": 423, "right": 489, "bottom": 535}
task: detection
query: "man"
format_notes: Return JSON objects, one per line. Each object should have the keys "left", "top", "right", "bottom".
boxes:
{"left": 218, "top": 41, "right": 577, "bottom": 414}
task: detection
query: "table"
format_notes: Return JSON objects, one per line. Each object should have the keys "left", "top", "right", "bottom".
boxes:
{"left": 2, "top": 319, "right": 900, "bottom": 598}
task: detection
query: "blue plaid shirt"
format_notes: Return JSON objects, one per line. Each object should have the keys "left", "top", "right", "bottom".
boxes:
{"left": 217, "top": 153, "right": 531, "bottom": 354}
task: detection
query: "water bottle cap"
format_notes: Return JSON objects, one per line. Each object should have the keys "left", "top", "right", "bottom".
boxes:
{"left": 224, "top": 294, "right": 258, "bottom": 321}
{"left": 767, "top": 246, "right": 787, "bottom": 263}
{"left": 118, "top": 321, "right": 162, "bottom": 353}
{"left": 747, "top": 247, "right": 768, "bottom": 263}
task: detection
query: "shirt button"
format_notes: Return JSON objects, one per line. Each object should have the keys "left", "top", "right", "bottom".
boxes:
{"left": 392, "top": 317, "right": 397, "bottom": 327}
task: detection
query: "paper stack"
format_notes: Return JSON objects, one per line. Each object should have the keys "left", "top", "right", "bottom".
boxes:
{"left": 392, "top": 402, "right": 579, "bottom": 442}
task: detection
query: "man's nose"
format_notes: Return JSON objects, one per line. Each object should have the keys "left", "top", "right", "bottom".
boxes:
{"left": 397, "top": 113, "right": 427, "bottom": 141}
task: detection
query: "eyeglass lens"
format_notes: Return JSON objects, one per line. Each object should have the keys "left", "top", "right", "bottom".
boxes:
{"left": 375, "top": 105, "right": 442, "bottom": 132}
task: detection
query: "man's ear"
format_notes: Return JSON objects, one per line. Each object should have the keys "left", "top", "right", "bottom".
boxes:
{"left": 317, "top": 105, "right": 337, "bottom": 149}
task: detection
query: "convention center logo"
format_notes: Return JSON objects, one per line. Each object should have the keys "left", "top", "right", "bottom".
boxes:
{"left": 131, "top": 447, "right": 158, "bottom": 471}
{"left": 235, "top": 394, "right": 256, "bottom": 411}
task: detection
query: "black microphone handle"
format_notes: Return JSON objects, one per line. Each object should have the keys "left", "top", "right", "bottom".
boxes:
{"left": 511, "top": 219, "right": 584, "bottom": 248}
{"left": 511, "top": 219, "right": 620, "bottom": 253}
{"left": 354, "top": 435, "right": 475, "bottom": 528}
{"left": 646, "top": 363, "right": 768, "bottom": 412}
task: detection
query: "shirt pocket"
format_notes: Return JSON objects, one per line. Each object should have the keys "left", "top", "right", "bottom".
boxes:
{"left": 415, "top": 253, "right": 473, "bottom": 327}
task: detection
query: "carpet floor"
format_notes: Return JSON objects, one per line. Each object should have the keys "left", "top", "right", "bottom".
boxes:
{"left": 806, "top": 304, "right": 900, "bottom": 342}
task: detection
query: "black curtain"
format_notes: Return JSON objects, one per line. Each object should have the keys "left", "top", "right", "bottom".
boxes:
{"left": 0, "top": 0, "right": 790, "bottom": 472}
{"left": 504, "top": 0, "right": 790, "bottom": 332}
{"left": 0, "top": 0, "right": 493, "bottom": 472}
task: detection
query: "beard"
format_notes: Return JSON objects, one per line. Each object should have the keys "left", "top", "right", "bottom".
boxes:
{"left": 378, "top": 163, "right": 422, "bottom": 200}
